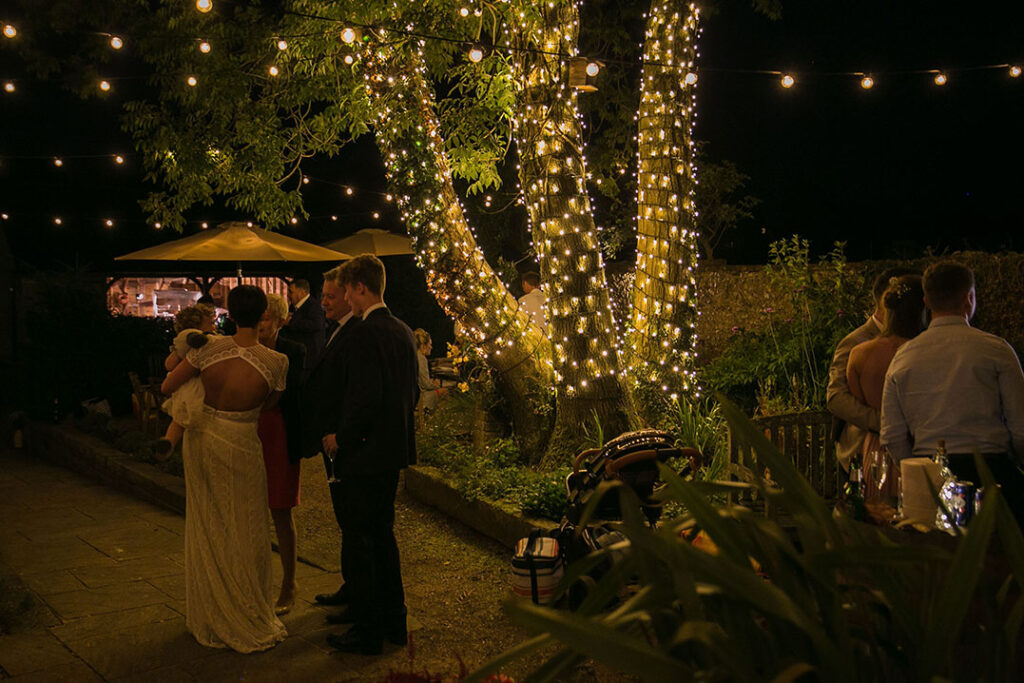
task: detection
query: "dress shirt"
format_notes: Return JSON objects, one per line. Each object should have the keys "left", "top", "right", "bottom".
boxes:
{"left": 881, "top": 316, "right": 1024, "bottom": 462}
{"left": 294, "top": 293, "right": 310, "bottom": 311}
{"left": 361, "top": 301, "right": 387, "bottom": 320}
{"left": 518, "top": 289, "right": 547, "bottom": 331}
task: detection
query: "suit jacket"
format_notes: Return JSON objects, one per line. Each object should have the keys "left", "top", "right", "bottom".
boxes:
{"left": 335, "top": 307, "right": 420, "bottom": 476}
{"left": 826, "top": 315, "right": 882, "bottom": 470}
{"left": 281, "top": 296, "right": 327, "bottom": 369}
{"left": 273, "top": 336, "right": 307, "bottom": 465}
{"left": 300, "top": 315, "right": 360, "bottom": 461}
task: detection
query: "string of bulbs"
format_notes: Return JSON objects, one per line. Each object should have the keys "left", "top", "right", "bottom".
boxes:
{"left": 3, "top": 11, "right": 1022, "bottom": 94}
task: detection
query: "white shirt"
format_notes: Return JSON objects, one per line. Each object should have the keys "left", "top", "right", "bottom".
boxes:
{"left": 880, "top": 316, "right": 1024, "bottom": 461}
{"left": 361, "top": 301, "right": 387, "bottom": 320}
{"left": 294, "top": 293, "right": 310, "bottom": 311}
{"left": 518, "top": 289, "right": 547, "bottom": 332}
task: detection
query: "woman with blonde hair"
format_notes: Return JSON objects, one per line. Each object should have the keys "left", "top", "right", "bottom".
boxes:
{"left": 413, "top": 328, "right": 445, "bottom": 414}
{"left": 256, "top": 292, "right": 306, "bottom": 615}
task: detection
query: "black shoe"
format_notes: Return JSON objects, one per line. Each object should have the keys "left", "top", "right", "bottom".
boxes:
{"left": 314, "top": 586, "right": 349, "bottom": 606}
{"left": 326, "top": 630, "right": 382, "bottom": 656}
{"left": 325, "top": 607, "right": 356, "bottom": 625}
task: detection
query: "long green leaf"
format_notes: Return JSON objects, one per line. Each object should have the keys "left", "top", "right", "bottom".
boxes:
{"left": 464, "top": 633, "right": 552, "bottom": 682}
{"left": 504, "top": 601, "right": 691, "bottom": 682}
{"left": 523, "top": 647, "right": 582, "bottom": 683}
{"left": 659, "top": 462, "right": 751, "bottom": 566}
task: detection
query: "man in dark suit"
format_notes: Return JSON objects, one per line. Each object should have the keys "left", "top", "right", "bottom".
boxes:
{"left": 281, "top": 278, "right": 327, "bottom": 370}
{"left": 301, "top": 266, "right": 360, "bottom": 609}
{"left": 323, "top": 254, "right": 419, "bottom": 655}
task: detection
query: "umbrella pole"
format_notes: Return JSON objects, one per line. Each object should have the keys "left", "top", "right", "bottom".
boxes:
{"left": 236, "top": 262, "right": 243, "bottom": 283}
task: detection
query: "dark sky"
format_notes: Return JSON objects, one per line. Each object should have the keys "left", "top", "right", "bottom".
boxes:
{"left": 1, "top": 0, "right": 1022, "bottom": 268}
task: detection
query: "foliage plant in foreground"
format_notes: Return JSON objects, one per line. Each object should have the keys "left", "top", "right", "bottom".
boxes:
{"left": 468, "top": 397, "right": 1024, "bottom": 682}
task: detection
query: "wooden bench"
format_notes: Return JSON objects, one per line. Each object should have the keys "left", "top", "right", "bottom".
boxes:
{"left": 726, "top": 410, "right": 841, "bottom": 514}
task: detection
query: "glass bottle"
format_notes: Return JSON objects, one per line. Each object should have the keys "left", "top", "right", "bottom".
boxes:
{"left": 843, "top": 459, "right": 867, "bottom": 521}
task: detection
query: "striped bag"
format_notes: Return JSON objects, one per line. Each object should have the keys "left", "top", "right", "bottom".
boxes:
{"left": 511, "top": 530, "right": 564, "bottom": 605}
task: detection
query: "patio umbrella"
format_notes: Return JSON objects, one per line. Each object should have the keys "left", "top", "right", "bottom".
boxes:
{"left": 322, "top": 228, "right": 414, "bottom": 257}
{"left": 115, "top": 221, "right": 351, "bottom": 277}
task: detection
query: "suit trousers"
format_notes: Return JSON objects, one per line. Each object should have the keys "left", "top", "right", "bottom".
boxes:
{"left": 322, "top": 453, "right": 351, "bottom": 586}
{"left": 947, "top": 453, "right": 1024, "bottom": 526}
{"left": 339, "top": 469, "right": 405, "bottom": 638}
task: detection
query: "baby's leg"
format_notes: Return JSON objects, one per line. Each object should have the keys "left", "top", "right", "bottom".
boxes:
{"left": 154, "top": 422, "right": 184, "bottom": 461}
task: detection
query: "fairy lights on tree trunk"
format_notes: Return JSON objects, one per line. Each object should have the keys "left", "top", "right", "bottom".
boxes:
{"left": 508, "top": 0, "right": 632, "bottom": 456}
{"left": 628, "top": 0, "right": 701, "bottom": 403}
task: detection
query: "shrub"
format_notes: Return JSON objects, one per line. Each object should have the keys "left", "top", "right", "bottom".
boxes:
{"left": 470, "top": 397, "right": 1024, "bottom": 682}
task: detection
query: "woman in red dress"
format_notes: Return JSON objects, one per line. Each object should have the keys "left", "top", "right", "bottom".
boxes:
{"left": 257, "top": 293, "right": 306, "bottom": 615}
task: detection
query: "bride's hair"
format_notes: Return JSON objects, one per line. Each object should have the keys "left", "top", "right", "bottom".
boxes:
{"left": 228, "top": 285, "right": 267, "bottom": 329}
{"left": 882, "top": 275, "right": 926, "bottom": 339}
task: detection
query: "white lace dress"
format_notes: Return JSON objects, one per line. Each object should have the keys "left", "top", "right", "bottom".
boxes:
{"left": 182, "top": 337, "right": 289, "bottom": 653}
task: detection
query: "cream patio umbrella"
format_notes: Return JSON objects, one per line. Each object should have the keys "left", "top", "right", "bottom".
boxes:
{"left": 116, "top": 221, "right": 351, "bottom": 277}
{"left": 322, "top": 228, "right": 414, "bottom": 257}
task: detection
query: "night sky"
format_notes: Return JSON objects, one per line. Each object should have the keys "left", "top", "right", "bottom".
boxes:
{"left": 1, "top": 0, "right": 1022, "bottom": 269}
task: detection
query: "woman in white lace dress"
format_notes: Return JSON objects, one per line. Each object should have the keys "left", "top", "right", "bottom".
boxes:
{"left": 161, "top": 285, "right": 289, "bottom": 653}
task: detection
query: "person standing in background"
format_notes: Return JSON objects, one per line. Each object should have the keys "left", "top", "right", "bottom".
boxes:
{"left": 517, "top": 271, "right": 547, "bottom": 333}
{"left": 281, "top": 278, "right": 326, "bottom": 370}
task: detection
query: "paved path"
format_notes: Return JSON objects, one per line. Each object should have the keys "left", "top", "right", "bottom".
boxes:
{"left": 0, "top": 444, "right": 546, "bottom": 682}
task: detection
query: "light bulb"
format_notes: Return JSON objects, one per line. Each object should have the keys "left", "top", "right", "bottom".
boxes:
{"left": 114, "top": 155, "right": 125, "bottom": 164}
{"left": 53, "top": 158, "right": 63, "bottom": 167}
{"left": 187, "top": 75, "right": 198, "bottom": 87}
{"left": 684, "top": 72, "right": 697, "bottom": 86}
{"left": 268, "top": 65, "right": 279, "bottom": 76}
{"left": 346, "top": 187, "right": 354, "bottom": 196}
{"left": 331, "top": 215, "right": 338, "bottom": 221}
{"left": 460, "top": 7, "right": 470, "bottom": 16}
{"left": 54, "top": 217, "right": 62, "bottom": 225}
{"left": 99, "top": 80, "right": 111, "bottom": 91}
{"left": 105, "top": 219, "right": 114, "bottom": 227}
{"left": 468, "top": 45, "right": 484, "bottom": 63}
{"left": 154, "top": 222, "right": 162, "bottom": 229}
{"left": 196, "top": 0, "right": 213, "bottom": 13}
{"left": 585, "top": 62, "right": 600, "bottom": 77}
{"left": 781, "top": 74, "right": 795, "bottom": 88}
{"left": 277, "top": 39, "right": 287, "bottom": 51}
{"left": 340, "top": 27, "right": 357, "bottom": 44}
{"left": 372, "top": 212, "right": 380, "bottom": 219}
{"left": 934, "top": 72, "right": 947, "bottom": 86}
{"left": 201, "top": 222, "right": 209, "bottom": 229}
{"left": 860, "top": 75, "right": 874, "bottom": 89}
{"left": 343, "top": 54, "right": 354, "bottom": 65}
{"left": 290, "top": 217, "right": 298, "bottom": 224}
{"left": 109, "top": 36, "right": 123, "bottom": 49}
{"left": 3, "top": 24, "right": 16, "bottom": 39}
{"left": 302, "top": 176, "right": 309, "bottom": 184}
{"left": 3, "top": 82, "right": 13, "bottom": 93}
{"left": 1011, "top": 65, "right": 1022, "bottom": 78}
{"left": 199, "top": 41, "right": 211, "bottom": 53}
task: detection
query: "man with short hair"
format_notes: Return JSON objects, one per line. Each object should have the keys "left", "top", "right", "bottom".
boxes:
{"left": 322, "top": 254, "right": 419, "bottom": 655}
{"left": 281, "top": 278, "right": 327, "bottom": 368}
{"left": 881, "top": 261, "right": 1024, "bottom": 521}
{"left": 303, "top": 266, "right": 360, "bottom": 609}
{"left": 827, "top": 266, "right": 919, "bottom": 472}
{"left": 518, "top": 270, "right": 547, "bottom": 332}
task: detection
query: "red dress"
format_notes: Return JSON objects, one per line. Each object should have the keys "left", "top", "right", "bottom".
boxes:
{"left": 257, "top": 407, "right": 300, "bottom": 509}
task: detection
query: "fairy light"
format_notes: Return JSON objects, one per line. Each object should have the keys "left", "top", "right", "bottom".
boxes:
{"left": 199, "top": 40, "right": 211, "bottom": 53}
{"left": 626, "top": 1, "right": 702, "bottom": 400}
{"left": 684, "top": 72, "right": 697, "bottom": 86}
{"left": 861, "top": 75, "right": 874, "bottom": 89}
{"left": 468, "top": 45, "right": 485, "bottom": 63}
{"left": 268, "top": 65, "right": 279, "bottom": 76}
{"left": 781, "top": 74, "right": 795, "bottom": 88}
{"left": 344, "top": 54, "right": 354, "bottom": 65}
{"left": 104, "top": 218, "right": 114, "bottom": 227}
{"left": 345, "top": 186, "right": 354, "bottom": 196}
{"left": 302, "top": 176, "right": 310, "bottom": 184}
{"left": 277, "top": 39, "right": 288, "bottom": 51}
{"left": 934, "top": 72, "right": 947, "bottom": 86}
{"left": 54, "top": 217, "right": 62, "bottom": 225}
{"left": 114, "top": 155, "right": 125, "bottom": 164}
{"left": 1011, "top": 65, "right": 1021, "bottom": 78}
{"left": 340, "top": 27, "right": 358, "bottom": 44}
{"left": 196, "top": 0, "right": 213, "bottom": 13}
{"left": 2, "top": 24, "right": 16, "bottom": 39}
{"left": 187, "top": 75, "right": 198, "bottom": 87}
{"left": 372, "top": 212, "right": 380, "bottom": 220}
{"left": 201, "top": 222, "right": 209, "bottom": 229}
{"left": 53, "top": 158, "right": 63, "bottom": 167}
{"left": 585, "top": 61, "right": 600, "bottom": 77}
{"left": 99, "top": 80, "right": 111, "bottom": 91}
{"left": 109, "top": 36, "right": 123, "bottom": 50}
{"left": 154, "top": 222, "right": 162, "bottom": 229}
{"left": 290, "top": 217, "right": 298, "bottom": 224}
{"left": 460, "top": 7, "right": 470, "bottom": 17}
{"left": 3, "top": 82, "right": 13, "bottom": 93}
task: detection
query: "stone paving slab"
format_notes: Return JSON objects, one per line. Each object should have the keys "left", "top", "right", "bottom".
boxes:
{"left": 0, "top": 632, "right": 79, "bottom": 677}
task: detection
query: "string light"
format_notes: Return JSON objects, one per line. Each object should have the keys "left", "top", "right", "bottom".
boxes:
{"left": 3, "top": 24, "right": 16, "bottom": 39}
{"left": 104, "top": 219, "right": 114, "bottom": 227}
{"left": 277, "top": 39, "right": 288, "bottom": 51}
{"left": 1, "top": 214, "right": 8, "bottom": 220}
{"left": 302, "top": 176, "right": 310, "bottom": 184}
{"left": 460, "top": 7, "right": 470, "bottom": 17}
{"left": 268, "top": 65, "right": 279, "bottom": 76}
{"left": 199, "top": 40, "right": 211, "bottom": 53}
{"left": 345, "top": 186, "right": 354, "bottom": 196}
{"left": 109, "top": 36, "right": 123, "bottom": 50}
{"left": 468, "top": 44, "right": 485, "bottom": 63}
{"left": 187, "top": 75, "right": 198, "bottom": 87}
{"left": 99, "top": 80, "right": 111, "bottom": 91}
{"left": 684, "top": 72, "right": 697, "bottom": 86}
{"left": 154, "top": 222, "right": 162, "bottom": 229}
{"left": 196, "top": 0, "right": 213, "bottom": 13}
{"left": 781, "top": 74, "right": 795, "bottom": 88}
{"left": 3, "top": 82, "right": 14, "bottom": 93}
{"left": 585, "top": 61, "right": 601, "bottom": 77}
{"left": 53, "top": 158, "right": 63, "bottom": 167}
{"left": 54, "top": 217, "right": 62, "bottom": 225}
{"left": 290, "top": 217, "right": 298, "bottom": 224}
{"left": 201, "top": 222, "right": 209, "bottom": 229}
{"left": 340, "top": 27, "right": 358, "bottom": 44}
{"left": 114, "top": 155, "right": 125, "bottom": 164}
{"left": 861, "top": 75, "right": 875, "bottom": 89}
{"left": 343, "top": 54, "right": 354, "bottom": 65}
{"left": 934, "top": 72, "right": 947, "bottom": 86}
{"left": 1011, "top": 65, "right": 1021, "bottom": 78}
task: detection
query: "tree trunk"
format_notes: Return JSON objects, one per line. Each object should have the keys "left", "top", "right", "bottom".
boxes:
{"left": 363, "top": 47, "right": 555, "bottom": 459}
{"left": 510, "top": 0, "right": 633, "bottom": 465}
{"left": 629, "top": 1, "right": 702, "bottom": 409}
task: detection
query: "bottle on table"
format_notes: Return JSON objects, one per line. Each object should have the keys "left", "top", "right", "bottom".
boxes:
{"left": 843, "top": 458, "right": 867, "bottom": 521}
